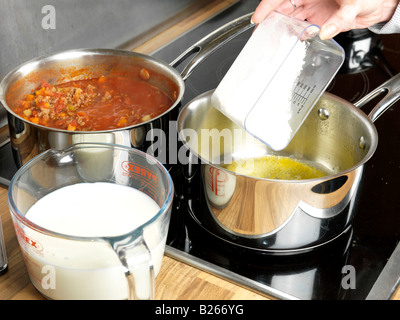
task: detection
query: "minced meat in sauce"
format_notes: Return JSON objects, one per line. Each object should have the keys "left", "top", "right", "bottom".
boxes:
{"left": 14, "top": 74, "right": 175, "bottom": 131}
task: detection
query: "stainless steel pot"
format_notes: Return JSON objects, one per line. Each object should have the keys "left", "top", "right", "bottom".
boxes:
{"left": 0, "top": 13, "right": 253, "bottom": 168}
{"left": 177, "top": 74, "right": 400, "bottom": 253}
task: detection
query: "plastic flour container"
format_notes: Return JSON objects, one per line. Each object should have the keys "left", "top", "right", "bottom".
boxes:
{"left": 211, "top": 11, "right": 345, "bottom": 150}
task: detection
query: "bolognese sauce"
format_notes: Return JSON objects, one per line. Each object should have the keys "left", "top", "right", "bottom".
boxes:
{"left": 14, "top": 73, "right": 175, "bottom": 131}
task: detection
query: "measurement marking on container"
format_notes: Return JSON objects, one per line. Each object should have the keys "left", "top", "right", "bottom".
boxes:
{"left": 292, "top": 82, "right": 316, "bottom": 113}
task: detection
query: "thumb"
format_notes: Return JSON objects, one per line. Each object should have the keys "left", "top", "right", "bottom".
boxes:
{"left": 320, "top": 4, "right": 358, "bottom": 40}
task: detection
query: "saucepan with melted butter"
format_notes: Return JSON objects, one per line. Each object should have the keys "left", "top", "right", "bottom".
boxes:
{"left": 177, "top": 74, "right": 400, "bottom": 253}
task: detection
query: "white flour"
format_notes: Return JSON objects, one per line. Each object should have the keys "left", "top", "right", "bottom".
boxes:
{"left": 244, "top": 38, "right": 308, "bottom": 150}
{"left": 211, "top": 14, "right": 309, "bottom": 150}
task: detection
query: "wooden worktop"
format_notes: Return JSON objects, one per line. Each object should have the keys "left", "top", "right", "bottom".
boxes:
{"left": 0, "top": 0, "right": 399, "bottom": 301}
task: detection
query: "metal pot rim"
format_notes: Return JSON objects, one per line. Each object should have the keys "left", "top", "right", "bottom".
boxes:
{"left": 0, "top": 48, "right": 185, "bottom": 133}
{"left": 177, "top": 90, "right": 378, "bottom": 183}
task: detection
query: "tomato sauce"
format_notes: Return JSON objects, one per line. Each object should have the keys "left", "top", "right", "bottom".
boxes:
{"left": 14, "top": 74, "right": 175, "bottom": 131}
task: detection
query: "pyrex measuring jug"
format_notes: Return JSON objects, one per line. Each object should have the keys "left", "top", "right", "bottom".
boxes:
{"left": 211, "top": 11, "right": 344, "bottom": 151}
{"left": 8, "top": 143, "right": 173, "bottom": 300}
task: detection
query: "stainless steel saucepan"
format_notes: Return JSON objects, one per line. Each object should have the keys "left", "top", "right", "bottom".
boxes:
{"left": 177, "top": 74, "right": 400, "bottom": 253}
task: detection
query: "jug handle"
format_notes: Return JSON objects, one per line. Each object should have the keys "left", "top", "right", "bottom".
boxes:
{"left": 113, "top": 235, "right": 155, "bottom": 300}
{"left": 354, "top": 73, "right": 400, "bottom": 122}
{"left": 170, "top": 12, "right": 254, "bottom": 81}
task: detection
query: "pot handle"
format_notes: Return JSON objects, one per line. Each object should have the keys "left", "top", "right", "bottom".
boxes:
{"left": 354, "top": 73, "right": 400, "bottom": 122}
{"left": 170, "top": 12, "right": 254, "bottom": 81}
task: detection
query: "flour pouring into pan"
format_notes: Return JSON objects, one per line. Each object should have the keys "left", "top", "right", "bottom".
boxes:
{"left": 243, "top": 37, "right": 309, "bottom": 150}
{"left": 211, "top": 11, "right": 344, "bottom": 151}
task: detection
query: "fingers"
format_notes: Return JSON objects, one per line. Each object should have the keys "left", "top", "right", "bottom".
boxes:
{"left": 252, "top": 0, "right": 396, "bottom": 40}
{"left": 291, "top": 5, "right": 308, "bottom": 21}
{"left": 252, "top": 0, "right": 278, "bottom": 23}
{"left": 252, "top": 0, "right": 300, "bottom": 23}
{"left": 320, "top": 4, "right": 359, "bottom": 39}
{"left": 319, "top": 24, "right": 340, "bottom": 40}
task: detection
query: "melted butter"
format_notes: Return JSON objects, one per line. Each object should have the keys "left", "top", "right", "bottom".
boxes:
{"left": 222, "top": 155, "right": 327, "bottom": 180}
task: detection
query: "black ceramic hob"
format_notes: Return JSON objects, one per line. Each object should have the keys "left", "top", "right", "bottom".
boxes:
{"left": 0, "top": 0, "right": 399, "bottom": 300}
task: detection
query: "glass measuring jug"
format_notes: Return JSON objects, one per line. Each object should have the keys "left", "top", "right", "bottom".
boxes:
{"left": 8, "top": 143, "right": 173, "bottom": 300}
{"left": 211, "top": 11, "right": 344, "bottom": 151}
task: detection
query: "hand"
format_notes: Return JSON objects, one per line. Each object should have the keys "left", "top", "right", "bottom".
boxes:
{"left": 252, "top": 0, "right": 400, "bottom": 39}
